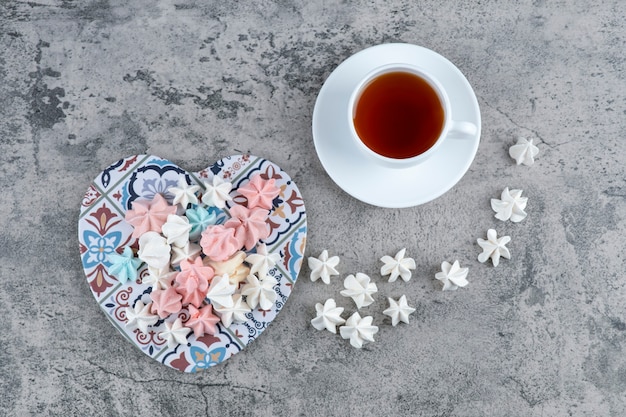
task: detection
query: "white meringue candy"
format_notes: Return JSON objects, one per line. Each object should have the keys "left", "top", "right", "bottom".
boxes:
{"left": 509, "top": 137, "right": 539, "bottom": 166}
{"left": 308, "top": 249, "right": 340, "bottom": 284}
{"left": 383, "top": 295, "right": 416, "bottom": 326}
{"left": 340, "top": 273, "right": 377, "bottom": 309}
{"left": 125, "top": 300, "right": 159, "bottom": 334}
{"left": 137, "top": 231, "right": 171, "bottom": 270}
{"left": 311, "top": 298, "right": 345, "bottom": 334}
{"left": 435, "top": 260, "right": 469, "bottom": 291}
{"left": 201, "top": 176, "right": 233, "bottom": 208}
{"left": 206, "top": 274, "right": 237, "bottom": 309}
{"left": 491, "top": 187, "right": 528, "bottom": 223}
{"left": 169, "top": 177, "right": 200, "bottom": 208}
{"left": 170, "top": 242, "right": 202, "bottom": 266}
{"left": 477, "top": 229, "right": 511, "bottom": 267}
{"left": 339, "top": 312, "right": 379, "bottom": 349}
{"left": 161, "top": 214, "right": 192, "bottom": 248}
{"left": 159, "top": 318, "right": 191, "bottom": 348}
{"left": 241, "top": 274, "right": 278, "bottom": 310}
{"left": 143, "top": 266, "right": 177, "bottom": 290}
{"left": 214, "top": 294, "right": 251, "bottom": 327}
{"left": 380, "top": 248, "right": 416, "bottom": 282}
{"left": 245, "top": 243, "right": 281, "bottom": 279}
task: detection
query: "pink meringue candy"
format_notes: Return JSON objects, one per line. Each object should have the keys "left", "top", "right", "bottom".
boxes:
{"left": 237, "top": 174, "right": 280, "bottom": 210}
{"left": 200, "top": 224, "right": 241, "bottom": 262}
{"left": 125, "top": 194, "right": 176, "bottom": 238}
{"left": 150, "top": 286, "right": 183, "bottom": 319}
{"left": 175, "top": 257, "right": 214, "bottom": 307}
{"left": 186, "top": 304, "right": 220, "bottom": 337}
{"left": 224, "top": 205, "right": 270, "bottom": 251}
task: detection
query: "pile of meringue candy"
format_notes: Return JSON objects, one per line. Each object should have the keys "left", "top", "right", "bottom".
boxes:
{"left": 106, "top": 173, "right": 282, "bottom": 348}
{"left": 308, "top": 136, "right": 540, "bottom": 349}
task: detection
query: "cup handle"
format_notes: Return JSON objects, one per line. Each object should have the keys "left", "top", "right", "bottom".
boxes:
{"left": 448, "top": 121, "right": 478, "bottom": 138}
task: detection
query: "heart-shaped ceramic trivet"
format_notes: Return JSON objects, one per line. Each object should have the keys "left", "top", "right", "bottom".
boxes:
{"left": 78, "top": 155, "right": 307, "bottom": 372}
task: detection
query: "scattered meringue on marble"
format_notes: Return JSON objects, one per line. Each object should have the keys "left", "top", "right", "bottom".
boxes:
{"left": 509, "top": 136, "right": 539, "bottom": 166}
{"left": 380, "top": 248, "right": 416, "bottom": 283}
{"left": 477, "top": 229, "right": 511, "bottom": 267}
{"left": 435, "top": 261, "right": 469, "bottom": 291}
{"left": 339, "top": 312, "right": 379, "bottom": 348}
{"left": 383, "top": 295, "right": 416, "bottom": 326}
{"left": 201, "top": 176, "right": 233, "bottom": 208}
{"left": 311, "top": 298, "right": 346, "bottom": 334}
{"left": 308, "top": 249, "right": 340, "bottom": 284}
{"left": 107, "top": 246, "right": 142, "bottom": 284}
{"left": 159, "top": 318, "right": 191, "bottom": 348}
{"left": 169, "top": 177, "right": 200, "bottom": 208}
{"left": 125, "top": 300, "right": 159, "bottom": 334}
{"left": 491, "top": 187, "right": 528, "bottom": 223}
{"left": 246, "top": 243, "right": 280, "bottom": 279}
{"left": 340, "top": 273, "right": 377, "bottom": 309}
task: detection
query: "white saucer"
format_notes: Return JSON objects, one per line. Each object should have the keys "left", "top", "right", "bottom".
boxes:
{"left": 312, "top": 43, "right": 481, "bottom": 208}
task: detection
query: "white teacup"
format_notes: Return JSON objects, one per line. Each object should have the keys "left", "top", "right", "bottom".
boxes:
{"left": 348, "top": 63, "right": 477, "bottom": 169}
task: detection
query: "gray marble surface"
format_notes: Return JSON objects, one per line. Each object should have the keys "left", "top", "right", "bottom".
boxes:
{"left": 1, "top": 1, "right": 625, "bottom": 416}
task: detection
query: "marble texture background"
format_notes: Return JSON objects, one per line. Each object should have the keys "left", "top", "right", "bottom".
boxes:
{"left": 1, "top": 0, "right": 625, "bottom": 416}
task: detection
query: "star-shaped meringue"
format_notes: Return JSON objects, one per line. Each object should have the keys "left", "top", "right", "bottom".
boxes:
{"left": 311, "top": 298, "right": 345, "bottom": 334}
{"left": 308, "top": 250, "right": 340, "bottom": 284}
{"left": 186, "top": 304, "right": 220, "bottom": 337}
{"left": 477, "top": 229, "right": 511, "bottom": 267}
{"left": 509, "top": 137, "right": 539, "bottom": 166}
{"left": 380, "top": 248, "right": 416, "bottom": 282}
{"left": 340, "top": 273, "right": 377, "bottom": 309}
{"left": 175, "top": 258, "right": 213, "bottom": 307}
{"left": 143, "top": 266, "right": 177, "bottom": 290}
{"left": 137, "top": 231, "right": 171, "bottom": 270}
{"left": 435, "top": 260, "right": 469, "bottom": 291}
{"left": 383, "top": 295, "right": 416, "bottom": 326}
{"left": 150, "top": 286, "right": 183, "bottom": 319}
{"left": 245, "top": 243, "right": 280, "bottom": 279}
{"left": 170, "top": 242, "right": 202, "bottom": 266}
{"left": 214, "top": 294, "right": 251, "bottom": 327}
{"left": 201, "top": 176, "right": 233, "bottom": 208}
{"left": 206, "top": 274, "right": 236, "bottom": 309}
{"left": 125, "top": 193, "right": 177, "bottom": 238}
{"left": 237, "top": 174, "right": 280, "bottom": 210}
{"left": 125, "top": 300, "right": 159, "bottom": 334}
{"left": 241, "top": 274, "right": 278, "bottom": 310}
{"left": 200, "top": 225, "right": 241, "bottom": 262}
{"left": 339, "top": 312, "right": 379, "bottom": 349}
{"left": 169, "top": 177, "right": 200, "bottom": 208}
{"left": 159, "top": 318, "right": 191, "bottom": 348}
{"left": 224, "top": 205, "right": 270, "bottom": 251}
{"left": 186, "top": 206, "right": 218, "bottom": 241}
{"left": 107, "top": 246, "right": 142, "bottom": 284}
{"left": 491, "top": 187, "right": 528, "bottom": 223}
{"left": 161, "top": 214, "right": 192, "bottom": 248}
